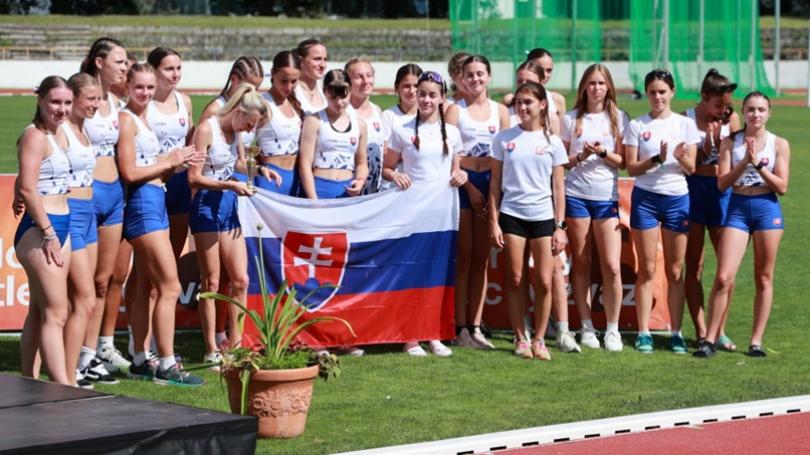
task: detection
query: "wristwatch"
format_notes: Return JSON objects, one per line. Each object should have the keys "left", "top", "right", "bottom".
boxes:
{"left": 555, "top": 220, "right": 568, "bottom": 231}
{"left": 651, "top": 155, "right": 662, "bottom": 164}
{"left": 599, "top": 148, "right": 608, "bottom": 158}
{"left": 755, "top": 158, "right": 768, "bottom": 170}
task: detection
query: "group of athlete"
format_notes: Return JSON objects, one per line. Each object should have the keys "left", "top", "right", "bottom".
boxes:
{"left": 14, "top": 36, "right": 789, "bottom": 389}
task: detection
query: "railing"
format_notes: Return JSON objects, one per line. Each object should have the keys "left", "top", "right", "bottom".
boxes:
{"left": 0, "top": 46, "right": 190, "bottom": 60}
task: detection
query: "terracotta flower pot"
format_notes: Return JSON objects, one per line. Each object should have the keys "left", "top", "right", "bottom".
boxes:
{"left": 225, "top": 364, "right": 319, "bottom": 439}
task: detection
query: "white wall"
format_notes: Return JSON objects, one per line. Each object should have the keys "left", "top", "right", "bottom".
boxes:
{"left": 0, "top": 60, "right": 804, "bottom": 92}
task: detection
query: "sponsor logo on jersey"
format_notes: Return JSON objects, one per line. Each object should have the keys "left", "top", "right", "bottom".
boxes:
{"left": 642, "top": 131, "right": 651, "bottom": 142}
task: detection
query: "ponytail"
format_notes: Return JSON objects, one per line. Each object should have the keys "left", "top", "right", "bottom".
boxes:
{"left": 413, "top": 109, "right": 421, "bottom": 150}
{"left": 439, "top": 103, "right": 448, "bottom": 157}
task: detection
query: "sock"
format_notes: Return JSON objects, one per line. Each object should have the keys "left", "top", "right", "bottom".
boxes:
{"left": 671, "top": 330, "right": 682, "bottom": 338}
{"left": 78, "top": 347, "right": 96, "bottom": 370}
{"left": 557, "top": 321, "right": 569, "bottom": 333}
{"left": 606, "top": 322, "right": 619, "bottom": 334}
{"left": 215, "top": 331, "right": 228, "bottom": 345}
{"left": 133, "top": 351, "right": 147, "bottom": 366}
{"left": 159, "top": 355, "right": 177, "bottom": 371}
{"left": 97, "top": 336, "right": 114, "bottom": 351}
{"left": 581, "top": 319, "right": 595, "bottom": 332}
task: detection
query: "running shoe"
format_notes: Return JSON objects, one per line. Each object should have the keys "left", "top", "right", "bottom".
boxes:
{"left": 454, "top": 328, "right": 480, "bottom": 348}
{"left": 669, "top": 334, "right": 688, "bottom": 354}
{"left": 127, "top": 355, "right": 158, "bottom": 381}
{"left": 604, "top": 331, "right": 624, "bottom": 353}
{"left": 580, "top": 329, "right": 601, "bottom": 349}
{"left": 747, "top": 345, "right": 767, "bottom": 358}
{"left": 81, "top": 358, "right": 119, "bottom": 385}
{"left": 342, "top": 346, "right": 365, "bottom": 357}
{"left": 428, "top": 340, "right": 452, "bottom": 357}
{"left": 153, "top": 364, "right": 204, "bottom": 388}
{"left": 75, "top": 370, "right": 94, "bottom": 390}
{"left": 555, "top": 331, "right": 581, "bottom": 353}
{"left": 635, "top": 333, "right": 654, "bottom": 353}
{"left": 97, "top": 345, "right": 131, "bottom": 374}
{"left": 531, "top": 341, "right": 552, "bottom": 361}
{"left": 514, "top": 341, "right": 533, "bottom": 359}
{"left": 204, "top": 351, "right": 224, "bottom": 372}
{"left": 403, "top": 342, "right": 427, "bottom": 357}
{"left": 693, "top": 341, "right": 716, "bottom": 358}
{"left": 471, "top": 327, "right": 496, "bottom": 349}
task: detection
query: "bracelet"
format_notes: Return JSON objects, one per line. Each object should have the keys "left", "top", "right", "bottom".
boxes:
{"left": 755, "top": 160, "right": 766, "bottom": 170}
{"left": 42, "top": 232, "right": 57, "bottom": 242}
{"left": 39, "top": 223, "right": 53, "bottom": 234}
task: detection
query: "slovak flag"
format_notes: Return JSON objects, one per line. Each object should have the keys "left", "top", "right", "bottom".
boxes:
{"left": 238, "top": 181, "right": 459, "bottom": 347}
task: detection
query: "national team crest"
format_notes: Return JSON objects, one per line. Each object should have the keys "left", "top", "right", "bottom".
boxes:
{"left": 113, "top": 120, "right": 119, "bottom": 130}
{"left": 350, "top": 136, "right": 357, "bottom": 146}
{"left": 642, "top": 131, "right": 651, "bottom": 142}
{"left": 281, "top": 231, "right": 349, "bottom": 312}
{"left": 488, "top": 125, "right": 496, "bottom": 134}
{"left": 774, "top": 217, "right": 782, "bottom": 226}
{"left": 373, "top": 121, "right": 381, "bottom": 132}
{"left": 535, "top": 146, "right": 546, "bottom": 155}
{"left": 506, "top": 142, "right": 516, "bottom": 152}
{"left": 179, "top": 117, "right": 186, "bottom": 127}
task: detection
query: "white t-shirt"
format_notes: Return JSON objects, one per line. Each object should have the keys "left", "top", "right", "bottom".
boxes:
{"left": 388, "top": 118, "right": 462, "bottom": 183}
{"left": 380, "top": 104, "right": 414, "bottom": 190}
{"left": 623, "top": 112, "right": 700, "bottom": 196}
{"left": 561, "top": 109, "right": 629, "bottom": 201}
{"left": 491, "top": 126, "right": 568, "bottom": 221}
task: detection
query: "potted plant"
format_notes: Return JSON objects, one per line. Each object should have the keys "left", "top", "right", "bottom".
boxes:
{"left": 199, "top": 225, "right": 354, "bottom": 439}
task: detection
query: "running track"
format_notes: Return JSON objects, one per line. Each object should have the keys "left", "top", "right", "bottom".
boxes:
{"left": 502, "top": 412, "right": 810, "bottom": 454}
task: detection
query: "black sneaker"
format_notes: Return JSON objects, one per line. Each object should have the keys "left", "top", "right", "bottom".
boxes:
{"left": 693, "top": 341, "right": 716, "bottom": 358}
{"left": 153, "top": 364, "right": 204, "bottom": 388}
{"left": 81, "top": 358, "right": 119, "bottom": 385}
{"left": 747, "top": 345, "right": 767, "bottom": 358}
{"left": 127, "top": 357, "right": 158, "bottom": 381}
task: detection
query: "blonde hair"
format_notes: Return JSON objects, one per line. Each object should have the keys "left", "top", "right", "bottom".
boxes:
{"left": 344, "top": 57, "right": 375, "bottom": 77}
{"left": 219, "top": 82, "right": 268, "bottom": 121}
{"left": 67, "top": 72, "right": 100, "bottom": 95}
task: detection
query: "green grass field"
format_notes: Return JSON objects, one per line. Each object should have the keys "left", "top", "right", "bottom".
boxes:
{"left": 0, "top": 93, "right": 808, "bottom": 454}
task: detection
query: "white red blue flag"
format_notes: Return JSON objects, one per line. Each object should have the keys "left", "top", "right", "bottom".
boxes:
{"left": 238, "top": 181, "right": 459, "bottom": 347}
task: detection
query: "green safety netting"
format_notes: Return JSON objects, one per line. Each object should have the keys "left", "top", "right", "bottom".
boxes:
{"left": 629, "top": 0, "right": 774, "bottom": 98}
{"left": 449, "top": 0, "right": 603, "bottom": 85}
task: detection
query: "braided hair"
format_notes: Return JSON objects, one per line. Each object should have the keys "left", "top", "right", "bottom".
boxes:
{"left": 414, "top": 71, "right": 449, "bottom": 156}
{"left": 221, "top": 56, "right": 264, "bottom": 98}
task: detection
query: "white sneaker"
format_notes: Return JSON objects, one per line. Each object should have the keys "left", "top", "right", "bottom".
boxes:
{"left": 403, "top": 342, "right": 427, "bottom": 357}
{"left": 581, "top": 329, "right": 601, "bottom": 349}
{"left": 204, "top": 351, "right": 224, "bottom": 371}
{"left": 604, "top": 331, "right": 624, "bottom": 352}
{"left": 345, "top": 346, "right": 365, "bottom": 357}
{"left": 555, "top": 331, "right": 582, "bottom": 353}
{"left": 97, "top": 345, "right": 131, "bottom": 374}
{"left": 428, "top": 340, "right": 452, "bottom": 357}
{"left": 471, "top": 327, "right": 495, "bottom": 349}
{"left": 454, "top": 328, "right": 480, "bottom": 348}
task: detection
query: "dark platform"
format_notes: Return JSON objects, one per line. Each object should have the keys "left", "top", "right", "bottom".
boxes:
{"left": 0, "top": 374, "right": 257, "bottom": 454}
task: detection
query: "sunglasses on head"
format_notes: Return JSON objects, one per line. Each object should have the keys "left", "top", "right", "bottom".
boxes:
{"left": 419, "top": 71, "right": 445, "bottom": 84}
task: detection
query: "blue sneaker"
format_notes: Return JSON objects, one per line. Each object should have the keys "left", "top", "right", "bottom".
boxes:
{"left": 669, "top": 334, "right": 688, "bottom": 354}
{"left": 153, "top": 364, "right": 204, "bottom": 388}
{"left": 635, "top": 333, "right": 654, "bottom": 353}
{"left": 127, "top": 356, "right": 157, "bottom": 381}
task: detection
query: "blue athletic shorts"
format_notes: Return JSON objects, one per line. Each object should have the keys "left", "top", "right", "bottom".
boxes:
{"left": 124, "top": 183, "right": 169, "bottom": 240}
{"left": 255, "top": 163, "right": 300, "bottom": 196}
{"left": 565, "top": 195, "right": 619, "bottom": 220}
{"left": 165, "top": 169, "right": 191, "bottom": 215}
{"left": 687, "top": 175, "right": 730, "bottom": 228}
{"left": 724, "top": 192, "right": 784, "bottom": 233}
{"left": 93, "top": 179, "right": 125, "bottom": 227}
{"left": 630, "top": 186, "right": 690, "bottom": 233}
{"left": 15, "top": 212, "right": 70, "bottom": 247}
{"left": 189, "top": 188, "right": 241, "bottom": 234}
{"left": 459, "top": 169, "right": 490, "bottom": 210}
{"left": 68, "top": 198, "right": 98, "bottom": 250}
{"left": 314, "top": 176, "right": 352, "bottom": 199}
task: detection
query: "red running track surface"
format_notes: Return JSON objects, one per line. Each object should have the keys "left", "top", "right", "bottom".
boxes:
{"left": 501, "top": 412, "right": 810, "bottom": 455}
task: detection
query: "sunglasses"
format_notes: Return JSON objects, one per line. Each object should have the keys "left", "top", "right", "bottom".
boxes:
{"left": 418, "top": 71, "right": 445, "bottom": 84}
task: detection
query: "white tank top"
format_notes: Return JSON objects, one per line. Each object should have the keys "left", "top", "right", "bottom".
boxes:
{"left": 26, "top": 126, "right": 71, "bottom": 196}
{"left": 213, "top": 95, "right": 254, "bottom": 148}
{"left": 350, "top": 103, "right": 385, "bottom": 194}
{"left": 732, "top": 132, "right": 777, "bottom": 187}
{"left": 84, "top": 95, "right": 119, "bottom": 158}
{"left": 60, "top": 123, "right": 95, "bottom": 189}
{"left": 686, "top": 108, "right": 731, "bottom": 166}
{"left": 294, "top": 83, "right": 326, "bottom": 116}
{"left": 547, "top": 90, "right": 561, "bottom": 117}
{"left": 258, "top": 93, "right": 301, "bottom": 157}
{"left": 456, "top": 99, "right": 501, "bottom": 157}
{"left": 147, "top": 91, "right": 189, "bottom": 153}
{"left": 120, "top": 109, "right": 161, "bottom": 168}
{"left": 202, "top": 117, "right": 238, "bottom": 181}
{"left": 313, "top": 110, "right": 360, "bottom": 171}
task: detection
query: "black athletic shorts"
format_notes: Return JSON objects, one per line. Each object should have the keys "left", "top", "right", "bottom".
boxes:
{"left": 498, "top": 212, "right": 554, "bottom": 239}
